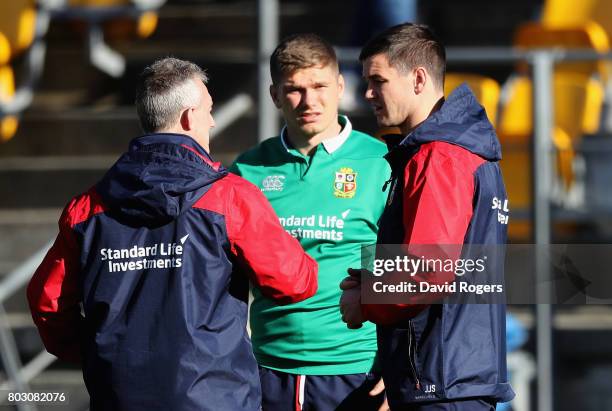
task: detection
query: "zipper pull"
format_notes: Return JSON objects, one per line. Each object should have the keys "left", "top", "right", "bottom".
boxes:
{"left": 416, "top": 380, "right": 421, "bottom": 390}
{"left": 382, "top": 177, "right": 393, "bottom": 192}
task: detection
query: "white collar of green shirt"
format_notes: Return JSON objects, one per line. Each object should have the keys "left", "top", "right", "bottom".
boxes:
{"left": 280, "top": 116, "right": 352, "bottom": 155}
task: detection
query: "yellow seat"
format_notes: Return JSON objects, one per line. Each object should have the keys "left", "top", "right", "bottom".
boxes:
{"left": 498, "top": 22, "right": 607, "bottom": 239}
{"left": 0, "top": 64, "right": 18, "bottom": 142}
{"left": 505, "top": 22, "right": 607, "bottom": 161}
{"left": 0, "top": 0, "right": 37, "bottom": 141}
{"left": 498, "top": 74, "right": 604, "bottom": 239}
{"left": 514, "top": 21, "right": 609, "bottom": 80}
{"left": 104, "top": 12, "right": 158, "bottom": 40}
{"left": 67, "top": 0, "right": 159, "bottom": 39}
{"left": 444, "top": 73, "right": 501, "bottom": 127}
{"left": 0, "top": 0, "right": 37, "bottom": 59}
{"left": 542, "top": 0, "right": 612, "bottom": 40}
{"left": 69, "top": 0, "right": 130, "bottom": 5}
{"left": 541, "top": 0, "right": 612, "bottom": 79}
{"left": 500, "top": 74, "right": 604, "bottom": 141}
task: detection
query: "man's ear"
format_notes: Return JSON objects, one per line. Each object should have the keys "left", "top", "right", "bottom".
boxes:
{"left": 179, "top": 107, "right": 192, "bottom": 131}
{"left": 270, "top": 84, "right": 282, "bottom": 109}
{"left": 413, "top": 67, "right": 427, "bottom": 95}
{"left": 337, "top": 73, "right": 345, "bottom": 99}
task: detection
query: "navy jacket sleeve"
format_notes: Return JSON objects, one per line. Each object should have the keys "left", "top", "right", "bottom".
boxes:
{"left": 195, "top": 173, "right": 318, "bottom": 305}
{"left": 26, "top": 192, "right": 104, "bottom": 363}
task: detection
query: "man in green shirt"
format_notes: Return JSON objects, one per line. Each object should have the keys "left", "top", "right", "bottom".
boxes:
{"left": 231, "top": 33, "right": 390, "bottom": 410}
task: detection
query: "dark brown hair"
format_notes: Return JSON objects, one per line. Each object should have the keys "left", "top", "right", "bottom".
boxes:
{"left": 270, "top": 33, "right": 338, "bottom": 84}
{"left": 359, "top": 23, "right": 446, "bottom": 90}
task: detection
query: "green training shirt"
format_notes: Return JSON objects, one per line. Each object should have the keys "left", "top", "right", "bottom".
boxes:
{"left": 230, "top": 116, "right": 390, "bottom": 375}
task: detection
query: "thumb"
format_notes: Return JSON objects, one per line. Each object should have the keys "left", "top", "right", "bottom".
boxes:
{"left": 340, "top": 277, "right": 360, "bottom": 290}
{"left": 347, "top": 267, "right": 365, "bottom": 278}
{"left": 369, "top": 377, "right": 385, "bottom": 396}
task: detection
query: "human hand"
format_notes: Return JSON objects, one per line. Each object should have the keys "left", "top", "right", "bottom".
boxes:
{"left": 369, "top": 377, "right": 389, "bottom": 411}
{"left": 340, "top": 268, "right": 366, "bottom": 329}
{"left": 339, "top": 267, "right": 363, "bottom": 290}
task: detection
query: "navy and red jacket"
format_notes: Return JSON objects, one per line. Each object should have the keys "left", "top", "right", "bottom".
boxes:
{"left": 365, "top": 85, "right": 515, "bottom": 407}
{"left": 27, "top": 133, "right": 318, "bottom": 411}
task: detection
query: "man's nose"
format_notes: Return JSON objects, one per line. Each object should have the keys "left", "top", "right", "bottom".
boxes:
{"left": 302, "top": 89, "right": 317, "bottom": 108}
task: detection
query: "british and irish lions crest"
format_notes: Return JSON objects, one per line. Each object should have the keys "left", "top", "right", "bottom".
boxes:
{"left": 334, "top": 167, "right": 357, "bottom": 198}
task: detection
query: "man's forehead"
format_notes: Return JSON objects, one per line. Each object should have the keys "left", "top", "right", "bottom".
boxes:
{"left": 200, "top": 82, "right": 213, "bottom": 105}
{"left": 363, "top": 54, "right": 391, "bottom": 70}
{"left": 363, "top": 54, "right": 404, "bottom": 78}
{"left": 280, "top": 64, "right": 338, "bottom": 83}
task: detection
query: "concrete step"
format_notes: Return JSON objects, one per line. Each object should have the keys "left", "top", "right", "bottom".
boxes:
{"left": 0, "top": 216, "right": 58, "bottom": 276}
{"left": 37, "top": 1, "right": 350, "bottom": 92}
{"left": 0, "top": 153, "right": 239, "bottom": 209}
{"left": 0, "top": 107, "right": 378, "bottom": 209}
{"left": 0, "top": 107, "right": 139, "bottom": 157}
{"left": 28, "top": 370, "right": 89, "bottom": 411}
{"left": 1, "top": 99, "right": 260, "bottom": 157}
{"left": 0, "top": 167, "right": 107, "bottom": 209}
{"left": 0, "top": 370, "right": 90, "bottom": 411}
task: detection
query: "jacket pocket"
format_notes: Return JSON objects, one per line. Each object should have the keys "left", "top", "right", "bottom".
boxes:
{"left": 378, "top": 323, "right": 422, "bottom": 403}
{"left": 407, "top": 320, "right": 422, "bottom": 390}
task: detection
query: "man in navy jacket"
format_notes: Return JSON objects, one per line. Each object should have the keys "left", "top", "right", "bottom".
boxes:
{"left": 28, "top": 57, "right": 318, "bottom": 411}
{"left": 340, "top": 24, "right": 514, "bottom": 410}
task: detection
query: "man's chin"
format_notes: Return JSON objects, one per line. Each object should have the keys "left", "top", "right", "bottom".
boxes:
{"left": 299, "top": 124, "right": 323, "bottom": 137}
{"left": 376, "top": 117, "right": 396, "bottom": 128}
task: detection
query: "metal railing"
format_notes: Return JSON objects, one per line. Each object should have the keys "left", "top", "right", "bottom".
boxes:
{"left": 0, "top": 241, "right": 53, "bottom": 411}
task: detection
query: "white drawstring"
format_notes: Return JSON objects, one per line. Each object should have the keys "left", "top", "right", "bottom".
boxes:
{"left": 298, "top": 374, "right": 306, "bottom": 410}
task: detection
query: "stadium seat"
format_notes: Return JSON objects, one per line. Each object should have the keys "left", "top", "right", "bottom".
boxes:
{"left": 500, "top": 73, "right": 604, "bottom": 143}
{"left": 0, "top": 65, "right": 19, "bottom": 142}
{"left": 50, "top": 0, "right": 165, "bottom": 77}
{"left": 444, "top": 73, "right": 501, "bottom": 127}
{"left": 540, "top": 0, "right": 612, "bottom": 85}
{"left": 0, "top": 0, "right": 37, "bottom": 60}
{"left": 514, "top": 22, "right": 609, "bottom": 79}
{"left": 542, "top": 0, "right": 612, "bottom": 42}
{"left": 498, "top": 74, "right": 602, "bottom": 198}
{"left": 0, "top": 0, "right": 41, "bottom": 141}
{"left": 498, "top": 22, "right": 607, "bottom": 238}
{"left": 67, "top": 0, "right": 160, "bottom": 39}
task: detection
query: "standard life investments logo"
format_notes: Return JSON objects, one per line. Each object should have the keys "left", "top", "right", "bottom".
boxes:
{"left": 279, "top": 210, "right": 351, "bottom": 241}
{"left": 100, "top": 234, "right": 189, "bottom": 273}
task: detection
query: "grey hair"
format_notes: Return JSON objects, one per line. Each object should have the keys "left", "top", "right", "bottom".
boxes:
{"left": 135, "top": 57, "right": 208, "bottom": 133}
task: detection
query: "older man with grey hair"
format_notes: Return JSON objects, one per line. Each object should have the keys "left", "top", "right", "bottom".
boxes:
{"left": 27, "top": 57, "right": 318, "bottom": 411}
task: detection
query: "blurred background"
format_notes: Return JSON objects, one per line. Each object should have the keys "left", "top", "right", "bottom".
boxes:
{"left": 1, "top": 0, "right": 612, "bottom": 410}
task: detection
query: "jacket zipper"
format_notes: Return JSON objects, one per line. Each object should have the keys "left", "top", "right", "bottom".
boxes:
{"left": 408, "top": 320, "right": 421, "bottom": 390}
{"left": 382, "top": 176, "right": 393, "bottom": 192}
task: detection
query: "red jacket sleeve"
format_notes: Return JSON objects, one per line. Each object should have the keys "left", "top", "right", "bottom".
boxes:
{"left": 27, "top": 202, "right": 84, "bottom": 363}
{"left": 363, "top": 142, "right": 481, "bottom": 325}
{"left": 226, "top": 176, "right": 318, "bottom": 305}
